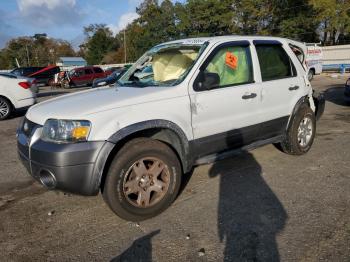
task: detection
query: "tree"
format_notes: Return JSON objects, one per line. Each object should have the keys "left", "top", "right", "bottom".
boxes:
{"left": 0, "top": 36, "right": 76, "bottom": 69}
{"left": 176, "top": 0, "right": 234, "bottom": 37}
{"left": 83, "top": 24, "right": 118, "bottom": 64}
{"left": 309, "top": 0, "right": 350, "bottom": 45}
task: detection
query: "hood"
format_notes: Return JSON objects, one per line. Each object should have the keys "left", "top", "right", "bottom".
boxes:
{"left": 26, "top": 86, "right": 181, "bottom": 125}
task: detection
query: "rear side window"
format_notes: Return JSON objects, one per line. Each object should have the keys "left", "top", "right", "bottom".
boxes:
{"left": 85, "top": 69, "right": 93, "bottom": 75}
{"left": 255, "top": 45, "right": 296, "bottom": 81}
{"left": 93, "top": 67, "right": 103, "bottom": 73}
{"left": 202, "top": 45, "right": 253, "bottom": 88}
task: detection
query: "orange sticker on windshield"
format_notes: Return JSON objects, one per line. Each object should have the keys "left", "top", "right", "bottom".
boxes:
{"left": 225, "top": 52, "right": 238, "bottom": 70}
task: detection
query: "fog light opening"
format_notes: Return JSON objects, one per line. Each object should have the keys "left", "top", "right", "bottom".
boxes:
{"left": 39, "top": 169, "right": 57, "bottom": 189}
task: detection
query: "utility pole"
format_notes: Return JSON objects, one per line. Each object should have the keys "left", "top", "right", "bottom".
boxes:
{"left": 124, "top": 29, "right": 127, "bottom": 64}
{"left": 15, "top": 58, "right": 20, "bottom": 68}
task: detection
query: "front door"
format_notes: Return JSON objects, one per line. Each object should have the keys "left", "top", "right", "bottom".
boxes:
{"left": 189, "top": 41, "right": 262, "bottom": 158}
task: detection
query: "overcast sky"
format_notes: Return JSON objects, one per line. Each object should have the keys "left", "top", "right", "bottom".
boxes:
{"left": 0, "top": 0, "right": 181, "bottom": 49}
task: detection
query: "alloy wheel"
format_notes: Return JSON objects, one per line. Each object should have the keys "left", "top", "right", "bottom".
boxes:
{"left": 123, "top": 157, "right": 170, "bottom": 208}
{"left": 298, "top": 116, "right": 313, "bottom": 147}
{"left": 0, "top": 100, "right": 9, "bottom": 118}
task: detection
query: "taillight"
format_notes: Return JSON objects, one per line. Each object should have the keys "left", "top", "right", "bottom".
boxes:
{"left": 18, "top": 82, "right": 31, "bottom": 89}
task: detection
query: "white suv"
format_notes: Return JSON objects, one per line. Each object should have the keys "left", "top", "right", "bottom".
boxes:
{"left": 17, "top": 36, "right": 325, "bottom": 221}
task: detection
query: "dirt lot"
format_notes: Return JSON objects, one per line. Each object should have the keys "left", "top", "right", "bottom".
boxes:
{"left": 0, "top": 76, "right": 349, "bottom": 261}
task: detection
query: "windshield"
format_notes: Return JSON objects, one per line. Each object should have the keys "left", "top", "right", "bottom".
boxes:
{"left": 118, "top": 42, "right": 207, "bottom": 87}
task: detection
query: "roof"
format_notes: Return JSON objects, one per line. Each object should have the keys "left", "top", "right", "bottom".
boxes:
{"left": 59, "top": 57, "right": 86, "bottom": 62}
{"left": 160, "top": 35, "right": 303, "bottom": 46}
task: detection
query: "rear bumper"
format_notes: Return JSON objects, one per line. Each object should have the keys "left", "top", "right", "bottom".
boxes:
{"left": 313, "top": 91, "right": 325, "bottom": 121}
{"left": 16, "top": 97, "right": 36, "bottom": 109}
{"left": 344, "top": 84, "right": 350, "bottom": 102}
{"left": 17, "top": 121, "right": 114, "bottom": 196}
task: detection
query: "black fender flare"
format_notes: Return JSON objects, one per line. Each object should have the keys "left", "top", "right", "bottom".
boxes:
{"left": 91, "top": 120, "right": 193, "bottom": 193}
{"left": 108, "top": 120, "right": 192, "bottom": 171}
{"left": 286, "top": 95, "right": 309, "bottom": 131}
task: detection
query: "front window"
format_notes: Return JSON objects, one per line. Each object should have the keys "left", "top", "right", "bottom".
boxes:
{"left": 118, "top": 42, "right": 208, "bottom": 87}
{"left": 203, "top": 45, "right": 253, "bottom": 88}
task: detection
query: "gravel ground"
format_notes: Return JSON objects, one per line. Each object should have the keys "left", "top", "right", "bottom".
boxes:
{"left": 0, "top": 76, "right": 349, "bottom": 262}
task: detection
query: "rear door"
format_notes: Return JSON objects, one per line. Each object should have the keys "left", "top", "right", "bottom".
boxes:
{"left": 84, "top": 68, "right": 94, "bottom": 85}
{"left": 253, "top": 40, "right": 305, "bottom": 139}
{"left": 93, "top": 67, "right": 105, "bottom": 80}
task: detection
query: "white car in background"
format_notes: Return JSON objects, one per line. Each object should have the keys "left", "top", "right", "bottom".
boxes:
{"left": 305, "top": 43, "right": 323, "bottom": 81}
{"left": 0, "top": 73, "right": 37, "bottom": 120}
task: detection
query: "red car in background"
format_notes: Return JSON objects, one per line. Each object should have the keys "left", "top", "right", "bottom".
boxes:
{"left": 62, "top": 66, "right": 106, "bottom": 88}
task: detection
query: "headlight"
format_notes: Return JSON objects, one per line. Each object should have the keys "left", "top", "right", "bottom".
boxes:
{"left": 42, "top": 119, "right": 91, "bottom": 143}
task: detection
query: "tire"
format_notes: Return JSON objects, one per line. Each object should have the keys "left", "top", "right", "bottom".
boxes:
{"left": 102, "top": 138, "right": 182, "bottom": 221}
{"left": 308, "top": 69, "right": 314, "bottom": 81}
{"left": 0, "top": 97, "right": 12, "bottom": 121}
{"left": 61, "top": 80, "right": 70, "bottom": 89}
{"left": 280, "top": 104, "right": 316, "bottom": 155}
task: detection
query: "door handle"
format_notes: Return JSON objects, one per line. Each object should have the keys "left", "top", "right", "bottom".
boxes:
{"left": 242, "top": 93, "right": 257, "bottom": 100}
{"left": 289, "top": 85, "right": 300, "bottom": 91}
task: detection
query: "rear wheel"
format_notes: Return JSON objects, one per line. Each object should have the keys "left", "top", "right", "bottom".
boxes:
{"left": 0, "top": 97, "right": 12, "bottom": 120}
{"left": 102, "top": 138, "right": 182, "bottom": 221}
{"left": 280, "top": 104, "right": 316, "bottom": 155}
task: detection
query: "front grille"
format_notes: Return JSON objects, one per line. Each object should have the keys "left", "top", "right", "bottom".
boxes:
{"left": 22, "top": 117, "right": 40, "bottom": 137}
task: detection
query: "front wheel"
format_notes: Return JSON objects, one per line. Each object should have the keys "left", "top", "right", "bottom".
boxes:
{"left": 102, "top": 138, "right": 182, "bottom": 221}
{"left": 280, "top": 104, "right": 316, "bottom": 155}
{"left": 0, "top": 97, "right": 12, "bottom": 120}
{"left": 61, "top": 79, "right": 70, "bottom": 89}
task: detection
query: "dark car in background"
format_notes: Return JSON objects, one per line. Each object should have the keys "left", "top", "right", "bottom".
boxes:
{"left": 11, "top": 67, "right": 45, "bottom": 77}
{"left": 345, "top": 77, "right": 350, "bottom": 104}
{"left": 92, "top": 68, "right": 127, "bottom": 88}
{"left": 11, "top": 66, "right": 60, "bottom": 86}
{"left": 62, "top": 66, "right": 106, "bottom": 88}
{"left": 28, "top": 65, "right": 60, "bottom": 85}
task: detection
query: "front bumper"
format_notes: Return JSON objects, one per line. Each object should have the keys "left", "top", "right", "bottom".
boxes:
{"left": 17, "top": 119, "right": 114, "bottom": 196}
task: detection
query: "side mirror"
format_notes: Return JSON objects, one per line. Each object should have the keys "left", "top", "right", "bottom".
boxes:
{"left": 194, "top": 71, "right": 220, "bottom": 91}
